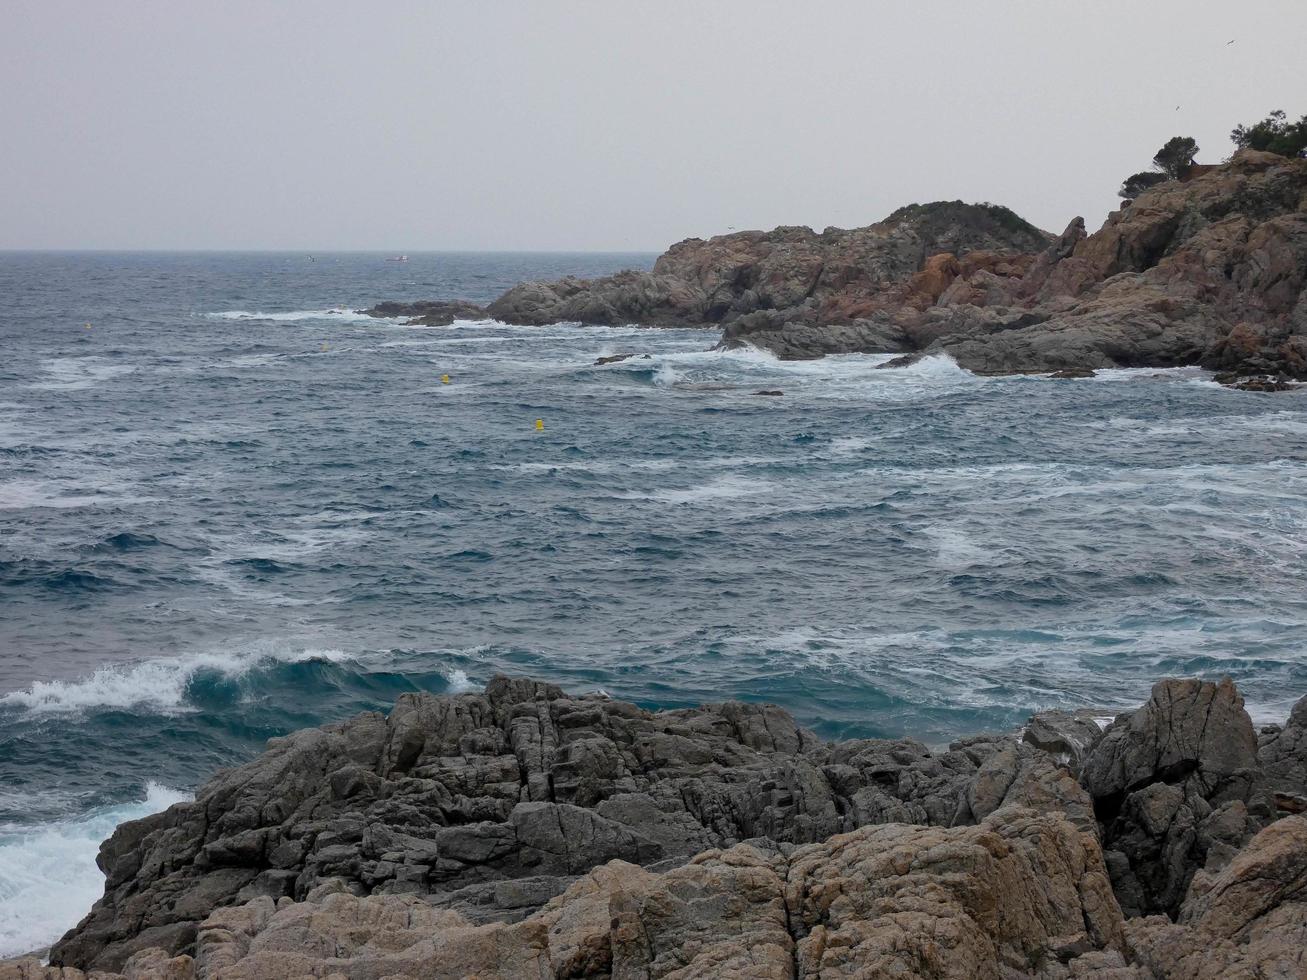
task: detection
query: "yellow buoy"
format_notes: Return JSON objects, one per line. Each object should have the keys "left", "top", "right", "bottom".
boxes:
{"left": 441, "top": 374, "right": 450, "bottom": 384}
{"left": 535, "top": 418, "right": 544, "bottom": 431}
{"left": 84, "top": 322, "right": 92, "bottom": 329}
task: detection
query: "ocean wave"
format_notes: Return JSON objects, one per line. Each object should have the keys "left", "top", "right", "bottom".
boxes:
{"left": 0, "top": 782, "right": 190, "bottom": 958}
{"left": 0, "top": 644, "right": 355, "bottom": 716}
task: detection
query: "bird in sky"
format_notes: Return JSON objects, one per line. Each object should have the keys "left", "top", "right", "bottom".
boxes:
{"left": 1227, "top": 39, "right": 1235, "bottom": 44}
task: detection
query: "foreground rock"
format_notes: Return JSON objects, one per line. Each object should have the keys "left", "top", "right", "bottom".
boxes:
{"left": 47, "top": 676, "right": 1089, "bottom": 972}
{"left": 1125, "top": 815, "right": 1307, "bottom": 978}
{"left": 29, "top": 677, "right": 1306, "bottom": 978}
{"left": 13, "top": 809, "right": 1131, "bottom": 979}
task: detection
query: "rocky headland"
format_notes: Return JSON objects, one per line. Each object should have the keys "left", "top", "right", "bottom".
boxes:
{"left": 366, "top": 151, "right": 1307, "bottom": 387}
{"left": 9, "top": 674, "right": 1305, "bottom": 979}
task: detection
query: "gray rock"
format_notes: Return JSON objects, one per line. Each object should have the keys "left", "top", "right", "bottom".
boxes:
{"left": 53, "top": 676, "right": 1067, "bottom": 972}
{"left": 1023, "top": 709, "right": 1105, "bottom": 772}
{"left": 1258, "top": 693, "right": 1307, "bottom": 814}
{"left": 359, "top": 300, "right": 491, "bottom": 325}
{"left": 1081, "top": 677, "right": 1271, "bottom": 917}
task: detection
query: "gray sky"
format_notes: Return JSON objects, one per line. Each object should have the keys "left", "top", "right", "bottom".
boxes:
{"left": 3, "top": 1, "right": 1304, "bottom": 251}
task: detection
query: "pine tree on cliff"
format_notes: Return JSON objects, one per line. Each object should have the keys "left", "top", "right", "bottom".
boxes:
{"left": 1152, "top": 136, "right": 1199, "bottom": 179}
{"left": 1118, "top": 137, "right": 1199, "bottom": 198}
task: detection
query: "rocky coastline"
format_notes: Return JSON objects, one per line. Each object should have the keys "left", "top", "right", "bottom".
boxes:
{"left": 365, "top": 150, "right": 1307, "bottom": 388}
{"left": 7, "top": 674, "right": 1304, "bottom": 978}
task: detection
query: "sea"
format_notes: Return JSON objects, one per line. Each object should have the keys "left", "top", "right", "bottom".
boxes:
{"left": 1, "top": 250, "right": 1306, "bottom": 956}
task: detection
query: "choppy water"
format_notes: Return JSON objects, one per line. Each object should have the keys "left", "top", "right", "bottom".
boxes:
{"left": 2, "top": 251, "right": 1306, "bottom": 955}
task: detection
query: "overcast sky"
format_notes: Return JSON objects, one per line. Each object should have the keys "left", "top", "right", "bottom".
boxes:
{"left": 3, "top": 1, "right": 1304, "bottom": 251}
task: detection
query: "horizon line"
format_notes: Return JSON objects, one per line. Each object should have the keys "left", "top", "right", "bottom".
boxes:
{"left": 0, "top": 247, "right": 665, "bottom": 255}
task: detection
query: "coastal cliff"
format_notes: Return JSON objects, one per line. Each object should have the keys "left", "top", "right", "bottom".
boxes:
{"left": 12, "top": 675, "right": 1306, "bottom": 978}
{"left": 367, "top": 151, "right": 1307, "bottom": 385}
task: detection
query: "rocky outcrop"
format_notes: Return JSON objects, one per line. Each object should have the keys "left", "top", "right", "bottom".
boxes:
{"left": 27, "top": 675, "right": 1307, "bottom": 979}
{"left": 1258, "top": 694, "right": 1307, "bottom": 813}
{"left": 1080, "top": 679, "right": 1274, "bottom": 918}
{"left": 362, "top": 153, "right": 1306, "bottom": 384}
{"left": 463, "top": 203, "right": 1050, "bottom": 341}
{"left": 881, "top": 151, "right": 1307, "bottom": 382}
{"left": 359, "top": 300, "right": 491, "bottom": 326}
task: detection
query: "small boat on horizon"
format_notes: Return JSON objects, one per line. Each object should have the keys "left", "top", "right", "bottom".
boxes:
{"left": 386, "top": 255, "right": 409, "bottom": 262}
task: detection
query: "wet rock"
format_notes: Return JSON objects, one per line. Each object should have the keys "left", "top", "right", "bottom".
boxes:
{"left": 1049, "top": 367, "right": 1098, "bottom": 378}
{"left": 1213, "top": 372, "right": 1301, "bottom": 391}
{"left": 753, "top": 389, "right": 783, "bottom": 396}
{"left": 359, "top": 300, "right": 490, "bottom": 325}
{"left": 594, "top": 352, "right": 637, "bottom": 365}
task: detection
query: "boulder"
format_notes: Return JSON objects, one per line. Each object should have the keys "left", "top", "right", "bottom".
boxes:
{"left": 1081, "top": 678, "right": 1271, "bottom": 917}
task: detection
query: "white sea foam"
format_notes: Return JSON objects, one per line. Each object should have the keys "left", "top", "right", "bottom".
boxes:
{"left": 922, "top": 524, "right": 996, "bottom": 569}
{"left": 828, "top": 436, "right": 872, "bottom": 456}
{"left": 626, "top": 473, "right": 776, "bottom": 504}
{"left": 0, "top": 783, "right": 191, "bottom": 959}
{"left": 208, "top": 308, "right": 383, "bottom": 324}
{"left": 0, "top": 644, "right": 354, "bottom": 716}
{"left": 30, "top": 358, "right": 136, "bottom": 391}
{"left": 0, "top": 480, "right": 114, "bottom": 511}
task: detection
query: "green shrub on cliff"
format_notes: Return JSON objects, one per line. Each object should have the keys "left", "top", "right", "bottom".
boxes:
{"left": 1118, "top": 171, "right": 1168, "bottom": 199}
{"left": 882, "top": 201, "right": 1047, "bottom": 245}
{"left": 1231, "top": 109, "right": 1307, "bottom": 158}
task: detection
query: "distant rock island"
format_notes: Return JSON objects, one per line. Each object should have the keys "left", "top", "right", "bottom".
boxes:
{"left": 366, "top": 150, "right": 1307, "bottom": 387}
{"left": 19, "top": 675, "right": 1307, "bottom": 978}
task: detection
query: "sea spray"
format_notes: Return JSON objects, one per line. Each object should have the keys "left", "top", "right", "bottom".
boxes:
{"left": 0, "top": 783, "right": 191, "bottom": 958}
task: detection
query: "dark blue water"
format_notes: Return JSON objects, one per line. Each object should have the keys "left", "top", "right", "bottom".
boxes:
{"left": 2, "top": 251, "right": 1306, "bottom": 953}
